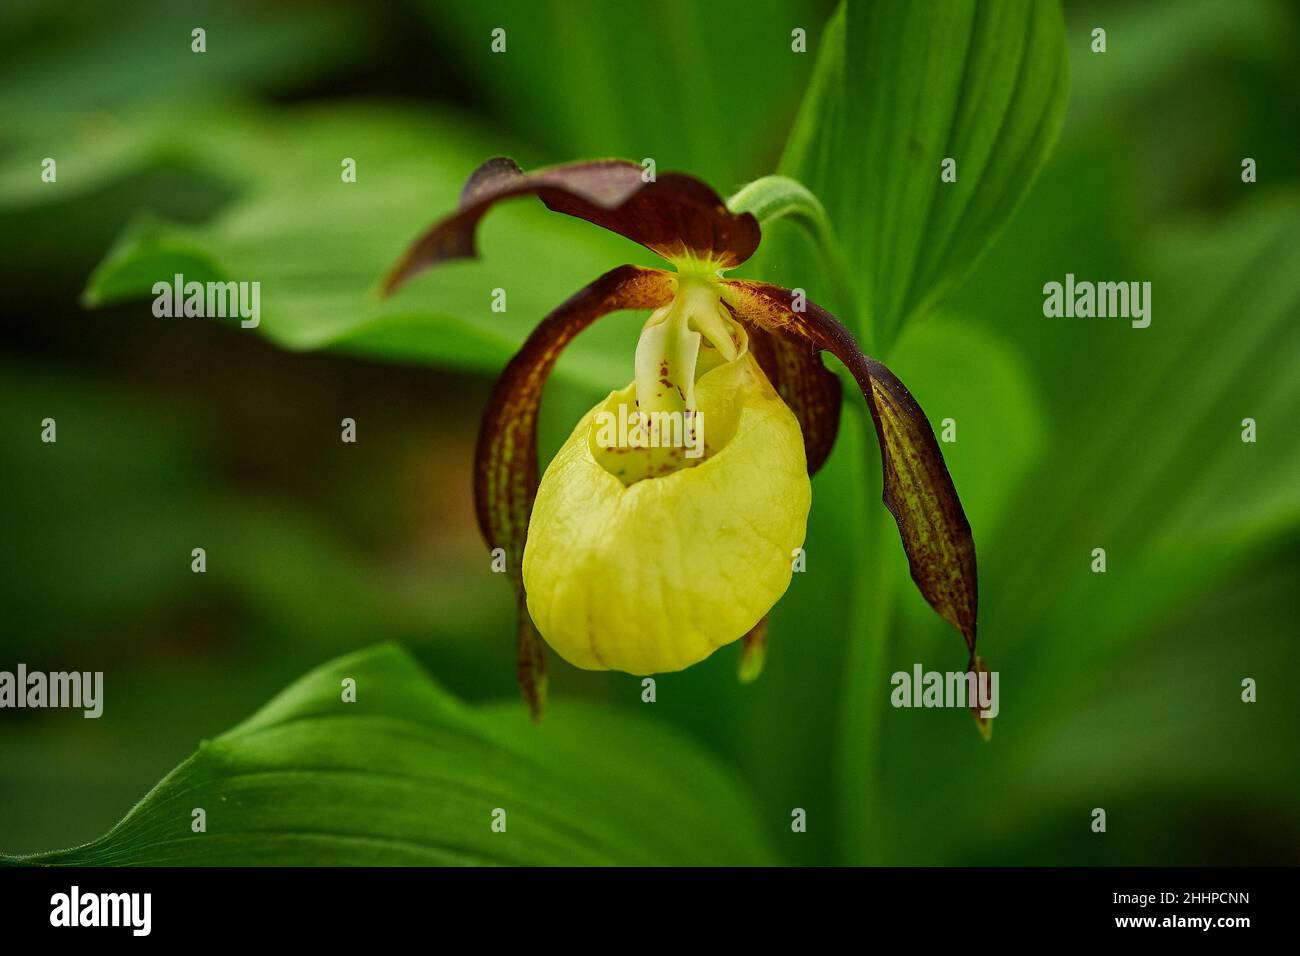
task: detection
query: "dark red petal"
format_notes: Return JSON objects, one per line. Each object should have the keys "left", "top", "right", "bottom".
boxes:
{"left": 721, "top": 279, "right": 979, "bottom": 664}
{"left": 476, "top": 265, "right": 676, "bottom": 718}
{"left": 748, "top": 326, "right": 843, "bottom": 475}
{"left": 383, "top": 158, "right": 760, "bottom": 294}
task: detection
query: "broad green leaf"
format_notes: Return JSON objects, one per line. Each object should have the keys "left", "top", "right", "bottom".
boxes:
{"left": 782, "top": 0, "right": 1069, "bottom": 346}
{"left": 4, "top": 644, "right": 776, "bottom": 866}
{"left": 72, "top": 102, "right": 656, "bottom": 387}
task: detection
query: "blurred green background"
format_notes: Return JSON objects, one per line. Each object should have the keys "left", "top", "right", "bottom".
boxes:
{"left": 1, "top": 0, "right": 1297, "bottom": 865}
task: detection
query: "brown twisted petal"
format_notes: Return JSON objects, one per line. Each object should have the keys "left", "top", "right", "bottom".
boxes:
{"left": 748, "top": 326, "right": 842, "bottom": 475}
{"left": 475, "top": 264, "right": 676, "bottom": 719}
{"left": 382, "top": 158, "right": 760, "bottom": 294}
{"left": 720, "top": 279, "right": 980, "bottom": 665}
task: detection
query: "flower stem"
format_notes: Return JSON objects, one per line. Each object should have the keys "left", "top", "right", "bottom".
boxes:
{"left": 831, "top": 304, "right": 903, "bottom": 863}
{"left": 832, "top": 408, "right": 898, "bottom": 863}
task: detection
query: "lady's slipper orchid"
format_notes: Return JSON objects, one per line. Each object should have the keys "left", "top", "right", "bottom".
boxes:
{"left": 383, "top": 158, "right": 983, "bottom": 730}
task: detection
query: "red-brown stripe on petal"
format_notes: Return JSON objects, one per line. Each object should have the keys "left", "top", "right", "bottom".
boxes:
{"left": 748, "top": 327, "right": 843, "bottom": 475}
{"left": 382, "top": 158, "right": 760, "bottom": 295}
{"left": 720, "top": 279, "right": 979, "bottom": 665}
{"left": 476, "top": 265, "right": 676, "bottom": 718}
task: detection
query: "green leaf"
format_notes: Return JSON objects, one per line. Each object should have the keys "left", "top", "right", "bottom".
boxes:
{"left": 4, "top": 644, "right": 776, "bottom": 866}
{"left": 74, "top": 102, "right": 653, "bottom": 387}
{"left": 782, "top": 0, "right": 1069, "bottom": 346}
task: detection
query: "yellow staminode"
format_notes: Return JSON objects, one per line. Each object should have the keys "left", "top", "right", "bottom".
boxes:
{"left": 523, "top": 283, "right": 811, "bottom": 674}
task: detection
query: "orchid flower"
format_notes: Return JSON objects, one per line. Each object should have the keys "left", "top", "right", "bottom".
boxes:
{"left": 383, "top": 158, "right": 983, "bottom": 731}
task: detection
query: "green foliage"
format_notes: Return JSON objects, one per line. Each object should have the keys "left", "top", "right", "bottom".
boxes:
{"left": 71, "top": 103, "right": 644, "bottom": 387}
{"left": 780, "top": 0, "right": 1069, "bottom": 347}
{"left": 5, "top": 645, "right": 774, "bottom": 866}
